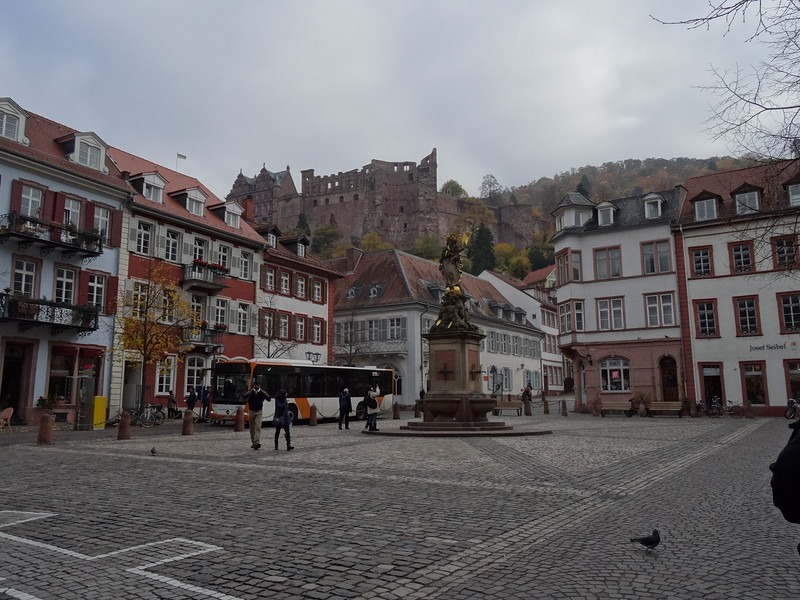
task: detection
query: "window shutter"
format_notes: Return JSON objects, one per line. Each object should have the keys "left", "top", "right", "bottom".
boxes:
{"left": 228, "top": 304, "right": 236, "bottom": 326}
{"left": 380, "top": 319, "right": 388, "bottom": 340}
{"left": 259, "top": 264, "right": 267, "bottom": 290}
{"left": 156, "top": 230, "right": 166, "bottom": 259}
{"left": 84, "top": 203, "right": 95, "bottom": 232}
{"left": 77, "top": 270, "right": 90, "bottom": 305}
{"left": 400, "top": 317, "right": 407, "bottom": 339}
{"left": 106, "top": 276, "right": 119, "bottom": 315}
{"left": 52, "top": 192, "right": 66, "bottom": 224}
{"left": 109, "top": 209, "right": 123, "bottom": 248}
{"left": 231, "top": 253, "right": 241, "bottom": 278}
{"left": 10, "top": 180, "right": 23, "bottom": 213}
{"left": 182, "top": 234, "right": 194, "bottom": 262}
{"left": 42, "top": 190, "right": 56, "bottom": 221}
{"left": 128, "top": 222, "right": 139, "bottom": 247}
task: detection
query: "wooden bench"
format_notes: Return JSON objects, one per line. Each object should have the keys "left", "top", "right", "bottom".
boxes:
{"left": 493, "top": 401, "right": 523, "bottom": 416}
{"left": 647, "top": 401, "right": 684, "bottom": 417}
{"left": 600, "top": 400, "right": 634, "bottom": 417}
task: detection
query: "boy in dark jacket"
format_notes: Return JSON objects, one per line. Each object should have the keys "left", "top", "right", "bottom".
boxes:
{"left": 244, "top": 382, "right": 270, "bottom": 450}
{"left": 274, "top": 389, "right": 294, "bottom": 451}
{"left": 338, "top": 388, "right": 352, "bottom": 430}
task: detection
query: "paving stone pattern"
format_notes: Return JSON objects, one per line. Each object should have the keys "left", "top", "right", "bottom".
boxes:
{"left": 1, "top": 413, "right": 799, "bottom": 599}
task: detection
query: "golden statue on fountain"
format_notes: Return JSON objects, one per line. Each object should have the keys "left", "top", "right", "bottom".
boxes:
{"left": 431, "top": 231, "right": 478, "bottom": 333}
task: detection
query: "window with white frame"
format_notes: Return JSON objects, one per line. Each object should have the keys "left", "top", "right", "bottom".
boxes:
{"left": 214, "top": 298, "right": 228, "bottom": 327}
{"left": 735, "top": 296, "right": 760, "bottom": 335}
{"left": 261, "top": 310, "right": 274, "bottom": 338}
{"left": 215, "top": 245, "right": 230, "bottom": 270}
{"left": 646, "top": 293, "right": 675, "bottom": 327}
{"left": 54, "top": 267, "right": 76, "bottom": 304}
{"left": 295, "top": 316, "right": 306, "bottom": 341}
{"left": 297, "top": 244, "right": 305, "bottom": 257}
{"left": 735, "top": 191, "right": 759, "bottom": 215}
{"left": 13, "top": 258, "right": 35, "bottom": 296}
{"left": 774, "top": 237, "right": 797, "bottom": 267}
{"left": 191, "top": 295, "right": 204, "bottom": 322}
{"left": 388, "top": 317, "right": 406, "bottom": 339}
{"left": 312, "top": 319, "right": 322, "bottom": 343}
{"left": 597, "top": 297, "right": 624, "bottom": 330}
{"left": 731, "top": 242, "right": 754, "bottom": 273}
{"left": 280, "top": 272, "right": 290, "bottom": 294}
{"left": 694, "top": 198, "right": 717, "bottom": 221}
{"left": 574, "top": 301, "right": 584, "bottom": 331}
{"left": 595, "top": 247, "right": 621, "bottom": 279}
{"left": 78, "top": 141, "right": 101, "bottom": 170}
{"left": 267, "top": 233, "right": 277, "bottom": 247}
{"left": 136, "top": 222, "right": 152, "bottom": 255}
{"left": 696, "top": 300, "right": 717, "bottom": 337}
{"left": 165, "top": 230, "right": 179, "bottom": 262}
{"left": 87, "top": 274, "right": 105, "bottom": 309}
{"left": 780, "top": 293, "right": 800, "bottom": 332}
{"left": 558, "top": 303, "right": 571, "bottom": 333}
{"left": 691, "top": 247, "right": 712, "bottom": 277}
{"left": 502, "top": 367, "right": 512, "bottom": 391}
{"left": 63, "top": 197, "right": 81, "bottom": 228}
{"left": 144, "top": 182, "right": 163, "bottom": 203}
{"left": 645, "top": 198, "right": 661, "bottom": 218}
{"left": 598, "top": 207, "right": 614, "bottom": 226}
{"left": 193, "top": 238, "right": 207, "bottom": 262}
{"left": 132, "top": 282, "right": 148, "bottom": 318}
{"left": 186, "top": 190, "right": 205, "bottom": 216}
{"left": 279, "top": 314, "right": 289, "bottom": 338}
{"left": 265, "top": 268, "right": 275, "bottom": 290}
{"left": 21, "top": 184, "right": 42, "bottom": 218}
{"left": 93, "top": 206, "right": 111, "bottom": 245}
{"left": 185, "top": 355, "right": 207, "bottom": 393}
{"left": 488, "top": 331, "right": 498, "bottom": 353}
{"left": 600, "top": 357, "right": 631, "bottom": 392}
{"left": 236, "top": 302, "right": 249, "bottom": 334}
{"left": 240, "top": 252, "right": 251, "bottom": 280}
{"left": 225, "top": 211, "right": 240, "bottom": 228}
{"left": 313, "top": 280, "right": 323, "bottom": 302}
{"left": 157, "top": 356, "right": 176, "bottom": 395}
{"left": 295, "top": 276, "right": 306, "bottom": 298}
{"left": 0, "top": 110, "right": 19, "bottom": 140}
{"left": 160, "top": 289, "right": 175, "bottom": 324}
{"left": 512, "top": 335, "right": 521, "bottom": 356}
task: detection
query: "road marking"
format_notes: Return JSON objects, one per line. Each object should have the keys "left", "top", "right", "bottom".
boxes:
{"left": 0, "top": 511, "right": 244, "bottom": 600}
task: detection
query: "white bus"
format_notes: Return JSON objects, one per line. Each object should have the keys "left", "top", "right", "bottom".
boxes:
{"left": 208, "top": 358, "right": 394, "bottom": 424}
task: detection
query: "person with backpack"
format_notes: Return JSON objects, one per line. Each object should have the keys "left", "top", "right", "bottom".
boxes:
{"left": 273, "top": 389, "right": 294, "bottom": 451}
{"left": 338, "top": 387, "right": 352, "bottom": 430}
{"left": 243, "top": 381, "right": 270, "bottom": 450}
{"left": 365, "top": 385, "right": 379, "bottom": 432}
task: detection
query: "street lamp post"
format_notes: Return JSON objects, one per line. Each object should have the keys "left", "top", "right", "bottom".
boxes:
{"left": 305, "top": 351, "right": 321, "bottom": 364}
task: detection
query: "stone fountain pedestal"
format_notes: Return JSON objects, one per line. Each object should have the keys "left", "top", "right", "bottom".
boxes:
{"left": 402, "top": 329, "right": 512, "bottom": 433}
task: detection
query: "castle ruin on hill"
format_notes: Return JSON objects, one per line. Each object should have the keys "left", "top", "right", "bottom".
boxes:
{"left": 226, "top": 148, "right": 542, "bottom": 251}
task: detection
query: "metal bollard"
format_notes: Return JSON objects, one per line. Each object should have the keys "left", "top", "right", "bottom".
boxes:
{"left": 117, "top": 411, "right": 132, "bottom": 440}
{"left": 560, "top": 400, "right": 568, "bottom": 417}
{"left": 393, "top": 402, "right": 401, "bottom": 420}
{"left": 542, "top": 398, "right": 550, "bottom": 415}
{"left": 182, "top": 410, "right": 194, "bottom": 435}
{"left": 37, "top": 413, "right": 54, "bottom": 445}
{"left": 744, "top": 397, "right": 753, "bottom": 418}
{"left": 234, "top": 407, "right": 245, "bottom": 432}
{"left": 309, "top": 404, "right": 318, "bottom": 426}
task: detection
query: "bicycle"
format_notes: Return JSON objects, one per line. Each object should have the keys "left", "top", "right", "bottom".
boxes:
{"left": 705, "top": 395, "right": 744, "bottom": 418}
{"left": 784, "top": 398, "right": 800, "bottom": 419}
{"left": 138, "top": 404, "right": 165, "bottom": 428}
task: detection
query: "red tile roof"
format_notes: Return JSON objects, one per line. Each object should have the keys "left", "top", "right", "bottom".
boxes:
{"left": 108, "top": 147, "right": 267, "bottom": 246}
{"left": 522, "top": 265, "right": 555, "bottom": 286}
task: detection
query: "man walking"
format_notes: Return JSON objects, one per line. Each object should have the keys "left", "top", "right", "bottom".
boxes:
{"left": 244, "top": 381, "right": 270, "bottom": 450}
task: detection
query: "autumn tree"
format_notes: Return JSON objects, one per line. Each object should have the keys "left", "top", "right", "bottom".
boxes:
{"left": 655, "top": 1, "right": 800, "bottom": 159}
{"left": 441, "top": 179, "right": 468, "bottom": 198}
{"left": 480, "top": 174, "right": 503, "bottom": 205}
{"left": 494, "top": 242, "right": 518, "bottom": 269}
{"left": 527, "top": 230, "right": 555, "bottom": 270}
{"left": 507, "top": 252, "right": 532, "bottom": 280}
{"left": 454, "top": 197, "right": 496, "bottom": 234}
{"left": 360, "top": 232, "right": 393, "bottom": 252}
{"left": 115, "top": 259, "right": 196, "bottom": 411}
{"left": 408, "top": 234, "right": 441, "bottom": 260}
{"left": 311, "top": 224, "right": 342, "bottom": 258}
{"left": 332, "top": 311, "right": 371, "bottom": 367}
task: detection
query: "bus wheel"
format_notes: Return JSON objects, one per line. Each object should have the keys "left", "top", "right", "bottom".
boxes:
{"left": 288, "top": 404, "right": 299, "bottom": 424}
{"left": 356, "top": 402, "right": 366, "bottom": 420}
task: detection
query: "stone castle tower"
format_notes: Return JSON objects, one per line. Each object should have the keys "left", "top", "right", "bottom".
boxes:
{"left": 227, "top": 149, "right": 464, "bottom": 248}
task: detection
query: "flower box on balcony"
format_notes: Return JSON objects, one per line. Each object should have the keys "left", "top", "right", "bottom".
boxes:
{"left": 213, "top": 323, "right": 228, "bottom": 331}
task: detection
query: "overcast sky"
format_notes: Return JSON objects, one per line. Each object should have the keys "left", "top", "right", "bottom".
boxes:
{"left": 1, "top": 1, "right": 767, "bottom": 199}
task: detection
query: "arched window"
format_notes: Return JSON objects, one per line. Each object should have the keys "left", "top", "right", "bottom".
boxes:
{"left": 600, "top": 357, "right": 630, "bottom": 392}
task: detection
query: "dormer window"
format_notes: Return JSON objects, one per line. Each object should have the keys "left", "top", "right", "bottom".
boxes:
{"left": 556, "top": 214, "right": 564, "bottom": 231}
{"left": 225, "top": 212, "right": 240, "bottom": 228}
{"left": 644, "top": 195, "right": 662, "bottom": 219}
{"left": 735, "top": 190, "right": 759, "bottom": 215}
{"left": 0, "top": 111, "right": 18, "bottom": 141}
{"left": 185, "top": 188, "right": 206, "bottom": 216}
{"left": 598, "top": 206, "right": 614, "bottom": 226}
{"left": 297, "top": 244, "right": 305, "bottom": 257}
{"left": 133, "top": 172, "right": 167, "bottom": 204}
{"left": 346, "top": 287, "right": 357, "bottom": 299}
{"left": 78, "top": 141, "right": 101, "bottom": 169}
{"left": 144, "top": 182, "right": 162, "bottom": 203}
{"left": 267, "top": 233, "right": 277, "bottom": 248}
{"left": 694, "top": 197, "right": 718, "bottom": 221}
{"left": 0, "top": 98, "right": 28, "bottom": 144}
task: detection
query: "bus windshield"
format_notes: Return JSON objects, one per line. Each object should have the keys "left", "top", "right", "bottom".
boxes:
{"left": 213, "top": 362, "right": 251, "bottom": 404}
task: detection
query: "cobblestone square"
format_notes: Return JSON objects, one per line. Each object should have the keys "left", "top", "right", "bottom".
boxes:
{"left": 1, "top": 412, "right": 798, "bottom": 599}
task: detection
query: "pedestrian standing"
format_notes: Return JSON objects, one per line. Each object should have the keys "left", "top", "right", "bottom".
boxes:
{"left": 273, "top": 389, "right": 294, "bottom": 451}
{"left": 244, "top": 381, "right": 270, "bottom": 450}
{"left": 201, "top": 386, "right": 211, "bottom": 420}
{"left": 366, "top": 385, "right": 379, "bottom": 432}
{"left": 167, "top": 390, "right": 177, "bottom": 419}
{"left": 186, "top": 386, "right": 198, "bottom": 416}
{"left": 338, "top": 387, "right": 352, "bottom": 430}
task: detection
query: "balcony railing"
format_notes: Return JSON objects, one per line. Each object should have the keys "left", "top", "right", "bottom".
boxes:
{"left": 181, "top": 264, "right": 226, "bottom": 294}
{"left": 0, "top": 292, "right": 100, "bottom": 335}
{"left": 0, "top": 212, "right": 103, "bottom": 258}
{"left": 181, "top": 325, "right": 224, "bottom": 345}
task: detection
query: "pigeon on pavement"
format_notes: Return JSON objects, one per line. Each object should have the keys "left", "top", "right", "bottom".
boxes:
{"left": 630, "top": 529, "right": 660, "bottom": 551}
{"left": 150, "top": 447, "right": 158, "bottom": 455}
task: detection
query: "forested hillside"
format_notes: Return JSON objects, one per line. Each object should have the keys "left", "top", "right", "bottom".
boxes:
{"left": 488, "top": 156, "right": 755, "bottom": 213}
